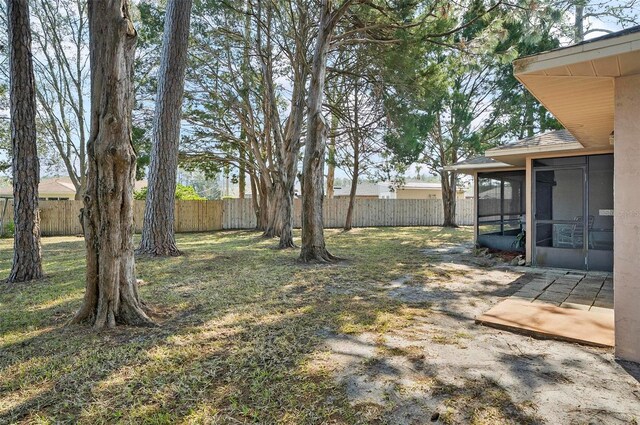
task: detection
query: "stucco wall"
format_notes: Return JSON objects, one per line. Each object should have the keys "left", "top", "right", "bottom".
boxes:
{"left": 614, "top": 74, "right": 640, "bottom": 363}
{"left": 395, "top": 188, "right": 466, "bottom": 200}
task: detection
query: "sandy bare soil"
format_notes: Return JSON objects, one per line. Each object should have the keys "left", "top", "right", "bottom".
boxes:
{"left": 312, "top": 244, "right": 640, "bottom": 424}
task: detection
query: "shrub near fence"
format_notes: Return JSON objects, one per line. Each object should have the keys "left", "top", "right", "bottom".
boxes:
{"left": 0, "top": 198, "right": 474, "bottom": 236}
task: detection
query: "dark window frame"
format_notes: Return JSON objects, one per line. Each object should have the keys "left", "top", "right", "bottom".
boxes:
{"left": 477, "top": 171, "right": 526, "bottom": 237}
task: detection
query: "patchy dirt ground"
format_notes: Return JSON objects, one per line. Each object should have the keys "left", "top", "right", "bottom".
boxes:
{"left": 312, "top": 243, "right": 640, "bottom": 424}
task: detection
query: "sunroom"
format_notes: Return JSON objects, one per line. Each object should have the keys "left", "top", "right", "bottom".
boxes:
{"left": 449, "top": 25, "right": 640, "bottom": 363}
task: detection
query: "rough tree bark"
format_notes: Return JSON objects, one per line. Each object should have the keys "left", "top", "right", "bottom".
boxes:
{"left": 238, "top": 147, "right": 246, "bottom": 199}
{"left": 344, "top": 142, "right": 359, "bottom": 231}
{"left": 441, "top": 169, "right": 458, "bottom": 228}
{"left": 257, "top": 0, "right": 307, "bottom": 248}
{"left": 343, "top": 165, "right": 358, "bottom": 231}
{"left": 257, "top": 178, "right": 270, "bottom": 230}
{"left": 7, "top": 0, "right": 44, "bottom": 283}
{"left": 300, "top": 0, "right": 354, "bottom": 262}
{"left": 262, "top": 183, "right": 283, "bottom": 238}
{"left": 238, "top": 1, "right": 250, "bottom": 201}
{"left": 344, "top": 81, "right": 360, "bottom": 231}
{"left": 277, "top": 70, "right": 305, "bottom": 248}
{"left": 430, "top": 112, "right": 458, "bottom": 228}
{"left": 71, "top": 0, "right": 154, "bottom": 328}
{"left": 275, "top": 12, "right": 308, "bottom": 249}
{"left": 574, "top": 5, "right": 584, "bottom": 42}
{"left": 326, "top": 113, "right": 338, "bottom": 199}
{"left": 138, "top": 0, "right": 193, "bottom": 256}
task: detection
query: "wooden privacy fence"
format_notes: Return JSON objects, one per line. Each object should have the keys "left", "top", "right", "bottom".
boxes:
{"left": 1, "top": 198, "right": 473, "bottom": 236}
{"left": 223, "top": 198, "right": 474, "bottom": 229}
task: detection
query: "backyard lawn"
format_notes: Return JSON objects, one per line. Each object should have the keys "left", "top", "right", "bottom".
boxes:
{"left": 1, "top": 227, "right": 639, "bottom": 424}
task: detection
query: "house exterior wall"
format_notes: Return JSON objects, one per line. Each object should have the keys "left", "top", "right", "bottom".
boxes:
{"left": 333, "top": 195, "right": 379, "bottom": 200}
{"left": 614, "top": 74, "right": 640, "bottom": 363}
{"left": 395, "top": 188, "right": 465, "bottom": 200}
{"left": 473, "top": 172, "right": 478, "bottom": 247}
{"left": 525, "top": 158, "right": 533, "bottom": 264}
{"left": 0, "top": 189, "right": 74, "bottom": 200}
{"left": 39, "top": 193, "right": 74, "bottom": 200}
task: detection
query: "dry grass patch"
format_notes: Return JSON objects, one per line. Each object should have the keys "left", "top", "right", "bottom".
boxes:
{"left": 437, "top": 378, "right": 541, "bottom": 425}
{"left": 0, "top": 227, "right": 487, "bottom": 423}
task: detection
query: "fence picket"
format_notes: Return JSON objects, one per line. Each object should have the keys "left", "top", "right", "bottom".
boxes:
{"left": 0, "top": 198, "right": 473, "bottom": 236}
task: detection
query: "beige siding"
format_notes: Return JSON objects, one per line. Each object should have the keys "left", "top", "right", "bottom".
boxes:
{"left": 614, "top": 74, "right": 640, "bottom": 363}
{"left": 395, "top": 188, "right": 466, "bottom": 200}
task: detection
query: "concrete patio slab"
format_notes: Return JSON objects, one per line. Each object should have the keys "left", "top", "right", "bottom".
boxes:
{"left": 476, "top": 271, "right": 614, "bottom": 347}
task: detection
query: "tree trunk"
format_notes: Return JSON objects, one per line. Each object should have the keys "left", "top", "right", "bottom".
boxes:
{"left": 441, "top": 170, "right": 458, "bottom": 228}
{"left": 344, "top": 80, "right": 360, "bottom": 232}
{"left": 326, "top": 113, "right": 337, "bottom": 199}
{"left": 7, "top": 0, "right": 43, "bottom": 283}
{"left": 344, "top": 174, "right": 358, "bottom": 231}
{"left": 525, "top": 97, "right": 534, "bottom": 138}
{"left": 262, "top": 182, "right": 283, "bottom": 238}
{"left": 256, "top": 0, "right": 304, "bottom": 247}
{"left": 300, "top": 0, "right": 346, "bottom": 262}
{"left": 278, "top": 189, "right": 295, "bottom": 248}
{"left": 138, "top": 0, "right": 192, "bottom": 257}
{"left": 238, "top": 0, "right": 250, "bottom": 201}
{"left": 74, "top": 178, "right": 86, "bottom": 201}
{"left": 256, "top": 175, "right": 270, "bottom": 230}
{"left": 574, "top": 5, "right": 584, "bottom": 43}
{"left": 277, "top": 137, "right": 299, "bottom": 248}
{"left": 249, "top": 170, "right": 264, "bottom": 228}
{"left": 276, "top": 29, "right": 306, "bottom": 249}
{"left": 238, "top": 146, "right": 246, "bottom": 199}
{"left": 344, "top": 153, "right": 359, "bottom": 231}
{"left": 72, "top": 0, "right": 154, "bottom": 329}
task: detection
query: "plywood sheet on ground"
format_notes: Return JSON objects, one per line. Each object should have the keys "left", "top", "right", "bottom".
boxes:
{"left": 476, "top": 298, "right": 614, "bottom": 347}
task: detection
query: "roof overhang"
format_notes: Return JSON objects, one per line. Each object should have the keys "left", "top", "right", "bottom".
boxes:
{"left": 485, "top": 140, "right": 584, "bottom": 158}
{"left": 444, "top": 160, "right": 514, "bottom": 173}
{"left": 514, "top": 30, "right": 640, "bottom": 149}
{"left": 485, "top": 141, "right": 587, "bottom": 166}
{"left": 401, "top": 185, "right": 441, "bottom": 190}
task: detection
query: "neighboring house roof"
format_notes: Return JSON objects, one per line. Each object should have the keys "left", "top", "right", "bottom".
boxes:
{"left": 333, "top": 182, "right": 381, "bottom": 197}
{"left": 333, "top": 181, "right": 465, "bottom": 197}
{"left": 399, "top": 181, "right": 466, "bottom": 192}
{"left": 38, "top": 178, "right": 77, "bottom": 195}
{"left": 479, "top": 185, "right": 514, "bottom": 200}
{"left": 0, "top": 177, "right": 148, "bottom": 197}
{"left": 400, "top": 182, "right": 441, "bottom": 190}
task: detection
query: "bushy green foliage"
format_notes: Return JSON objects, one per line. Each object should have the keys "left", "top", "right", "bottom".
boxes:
{"left": 175, "top": 184, "right": 205, "bottom": 200}
{"left": 1, "top": 221, "right": 14, "bottom": 238}
{"left": 134, "top": 184, "right": 205, "bottom": 201}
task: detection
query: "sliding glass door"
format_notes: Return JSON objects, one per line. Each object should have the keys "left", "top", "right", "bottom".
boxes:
{"left": 533, "top": 155, "right": 613, "bottom": 271}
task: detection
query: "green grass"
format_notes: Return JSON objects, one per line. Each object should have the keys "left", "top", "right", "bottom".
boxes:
{"left": 0, "top": 226, "right": 504, "bottom": 424}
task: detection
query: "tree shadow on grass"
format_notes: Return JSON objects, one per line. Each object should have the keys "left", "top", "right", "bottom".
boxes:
{"left": 0, "top": 284, "right": 364, "bottom": 422}
{"left": 1, "top": 247, "right": 536, "bottom": 423}
{"left": 2, "top": 227, "right": 631, "bottom": 423}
